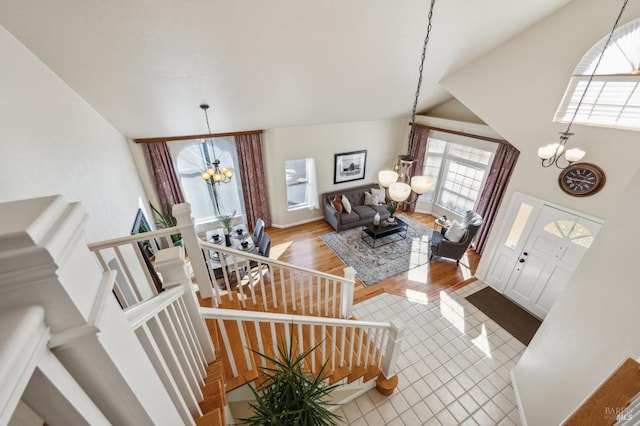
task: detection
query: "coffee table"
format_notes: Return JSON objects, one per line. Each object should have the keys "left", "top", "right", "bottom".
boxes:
{"left": 361, "top": 218, "right": 408, "bottom": 248}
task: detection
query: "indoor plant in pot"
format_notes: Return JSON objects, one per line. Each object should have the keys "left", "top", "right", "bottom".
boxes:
{"left": 242, "top": 336, "right": 341, "bottom": 425}
{"left": 149, "top": 203, "right": 182, "bottom": 246}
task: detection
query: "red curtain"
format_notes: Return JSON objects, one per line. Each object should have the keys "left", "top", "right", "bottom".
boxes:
{"left": 404, "top": 125, "right": 430, "bottom": 213}
{"left": 474, "top": 142, "right": 520, "bottom": 254}
{"left": 143, "top": 142, "right": 185, "bottom": 216}
{"left": 235, "top": 132, "right": 272, "bottom": 229}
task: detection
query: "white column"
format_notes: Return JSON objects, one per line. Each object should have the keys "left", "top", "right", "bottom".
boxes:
{"left": 381, "top": 319, "right": 406, "bottom": 379}
{"left": 0, "top": 195, "right": 183, "bottom": 425}
{"left": 340, "top": 266, "right": 357, "bottom": 318}
{"left": 172, "top": 203, "right": 214, "bottom": 300}
{"left": 154, "top": 246, "right": 215, "bottom": 363}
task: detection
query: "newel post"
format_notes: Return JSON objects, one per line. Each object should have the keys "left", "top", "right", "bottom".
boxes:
{"left": 340, "top": 266, "right": 357, "bottom": 318}
{"left": 172, "top": 203, "right": 214, "bottom": 300}
{"left": 154, "top": 246, "right": 215, "bottom": 363}
{"left": 376, "top": 319, "right": 405, "bottom": 395}
{"left": 0, "top": 195, "right": 183, "bottom": 425}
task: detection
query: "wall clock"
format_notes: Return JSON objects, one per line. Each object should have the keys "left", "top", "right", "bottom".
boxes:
{"left": 558, "top": 162, "right": 606, "bottom": 197}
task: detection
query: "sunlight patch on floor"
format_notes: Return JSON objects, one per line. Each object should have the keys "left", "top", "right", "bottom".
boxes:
{"left": 439, "top": 291, "right": 465, "bottom": 334}
{"left": 407, "top": 235, "right": 431, "bottom": 283}
{"left": 269, "top": 241, "right": 292, "bottom": 260}
{"left": 471, "top": 323, "right": 493, "bottom": 358}
{"left": 404, "top": 288, "right": 430, "bottom": 305}
{"left": 459, "top": 253, "right": 473, "bottom": 280}
{"left": 408, "top": 235, "right": 430, "bottom": 268}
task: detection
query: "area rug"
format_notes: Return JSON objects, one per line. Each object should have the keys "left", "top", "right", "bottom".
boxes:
{"left": 320, "top": 214, "right": 432, "bottom": 286}
{"left": 465, "top": 286, "right": 542, "bottom": 345}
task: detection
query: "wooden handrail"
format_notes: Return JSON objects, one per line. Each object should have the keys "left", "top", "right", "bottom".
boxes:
{"left": 199, "top": 307, "right": 390, "bottom": 330}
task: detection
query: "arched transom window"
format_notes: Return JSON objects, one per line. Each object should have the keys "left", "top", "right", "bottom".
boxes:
{"left": 554, "top": 18, "right": 640, "bottom": 131}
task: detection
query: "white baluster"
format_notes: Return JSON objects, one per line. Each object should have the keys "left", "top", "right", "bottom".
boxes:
{"left": 146, "top": 316, "right": 201, "bottom": 417}
{"left": 340, "top": 267, "right": 357, "bottom": 318}
{"left": 153, "top": 246, "right": 215, "bottom": 363}
{"left": 134, "top": 324, "right": 196, "bottom": 424}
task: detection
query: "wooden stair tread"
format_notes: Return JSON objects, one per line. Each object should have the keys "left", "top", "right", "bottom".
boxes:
{"left": 197, "top": 286, "right": 395, "bottom": 406}
{"left": 195, "top": 408, "right": 223, "bottom": 426}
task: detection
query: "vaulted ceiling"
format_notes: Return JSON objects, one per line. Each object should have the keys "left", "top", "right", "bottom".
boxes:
{"left": 0, "top": 0, "right": 571, "bottom": 139}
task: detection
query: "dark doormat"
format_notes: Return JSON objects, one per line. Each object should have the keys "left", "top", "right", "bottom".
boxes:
{"left": 465, "top": 286, "right": 542, "bottom": 345}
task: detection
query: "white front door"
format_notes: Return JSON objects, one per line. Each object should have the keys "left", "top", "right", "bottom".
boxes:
{"left": 503, "top": 205, "right": 601, "bottom": 318}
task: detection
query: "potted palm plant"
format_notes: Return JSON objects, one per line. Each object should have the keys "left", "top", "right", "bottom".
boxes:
{"left": 242, "top": 337, "right": 342, "bottom": 425}
{"left": 149, "top": 203, "right": 182, "bottom": 246}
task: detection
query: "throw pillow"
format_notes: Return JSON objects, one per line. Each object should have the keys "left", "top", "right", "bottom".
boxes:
{"left": 363, "top": 191, "right": 379, "bottom": 206}
{"left": 445, "top": 220, "right": 467, "bottom": 243}
{"left": 377, "top": 187, "right": 386, "bottom": 204}
{"left": 331, "top": 195, "right": 343, "bottom": 213}
{"left": 341, "top": 194, "right": 352, "bottom": 214}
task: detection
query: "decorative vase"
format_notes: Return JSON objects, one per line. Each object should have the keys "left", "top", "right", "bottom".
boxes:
{"left": 224, "top": 230, "right": 232, "bottom": 247}
{"left": 373, "top": 213, "right": 380, "bottom": 226}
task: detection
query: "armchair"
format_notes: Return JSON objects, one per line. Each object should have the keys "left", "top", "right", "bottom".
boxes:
{"left": 430, "top": 211, "right": 483, "bottom": 265}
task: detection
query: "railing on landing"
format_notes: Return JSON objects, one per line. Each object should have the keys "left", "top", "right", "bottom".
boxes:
{"left": 86, "top": 204, "right": 357, "bottom": 320}
{"left": 199, "top": 240, "right": 356, "bottom": 318}
{"left": 199, "top": 307, "right": 405, "bottom": 386}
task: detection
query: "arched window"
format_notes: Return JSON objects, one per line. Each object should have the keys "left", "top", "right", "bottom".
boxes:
{"left": 168, "top": 137, "right": 245, "bottom": 224}
{"left": 554, "top": 19, "right": 640, "bottom": 131}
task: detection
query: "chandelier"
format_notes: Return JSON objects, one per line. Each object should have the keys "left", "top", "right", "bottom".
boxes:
{"left": 199, "top": 104, "right": 234, "bottom": 184}
{"left": 538, "top": 0, "right": 630, "bottom": 168}
{"left": 378, "top": 0, "right": 436, "bottom": 203}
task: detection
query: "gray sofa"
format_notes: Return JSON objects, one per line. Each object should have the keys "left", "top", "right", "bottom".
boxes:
{"left": 322, "top": 183, "right": 390, "bottom": 232}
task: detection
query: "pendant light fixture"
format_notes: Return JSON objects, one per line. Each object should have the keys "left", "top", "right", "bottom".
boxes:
{"left": 199, "top": 104, "right": 234, "bottom": 184}
{"left": 538, "top": 0, "right": 630, "bottom": 168}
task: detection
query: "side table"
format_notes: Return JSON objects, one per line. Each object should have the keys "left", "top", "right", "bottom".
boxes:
{"left": 434, "top": 218, "right": 451, "bottom": 233}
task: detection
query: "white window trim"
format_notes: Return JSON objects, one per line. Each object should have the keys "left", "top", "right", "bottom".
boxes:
{"left": 416, "top": 130, "right": 496, "bottom": 219}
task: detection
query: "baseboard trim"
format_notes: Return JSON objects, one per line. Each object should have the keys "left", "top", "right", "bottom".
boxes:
{"left": 270, "top": 216, "right": 324, "bottom": 229}
{"left": 510, "top": 369, "right": 528, "bottom": 426}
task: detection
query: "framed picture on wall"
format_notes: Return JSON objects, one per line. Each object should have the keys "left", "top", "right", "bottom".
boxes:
{"left": 333, "top": 150, "right": 367, "bottom": 184}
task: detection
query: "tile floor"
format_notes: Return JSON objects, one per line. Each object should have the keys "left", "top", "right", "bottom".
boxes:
{"left": 335, "top": 281, "right": 525, "bottom": 425}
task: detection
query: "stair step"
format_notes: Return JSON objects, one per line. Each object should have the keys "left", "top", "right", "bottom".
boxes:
{"left": 199, "top": 382, "right": 225, "bottom": 413}
{"left": 195, "top": 408, "right": 223, "bottom": 426}
{"left": 197, "top": 289, "right": 393, "bottom": 403}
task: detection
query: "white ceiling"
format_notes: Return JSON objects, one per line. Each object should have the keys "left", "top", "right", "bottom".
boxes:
{"left": 0, "top": 0, "right": 571, "bottom": 139}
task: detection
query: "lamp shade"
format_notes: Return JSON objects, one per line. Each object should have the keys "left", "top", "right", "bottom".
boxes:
{"left": 378, "top": 170, "right": 399, "bottom": 188}
{"left": 565, "top": 148, "right": 585, "bottom": 162}
{"left": 389, "top": 182, "right": 412, "bottom": 202}
{"left": 537, "top": 144, "right": 557, "bottom": 160}
{"left": 411, "top": 176, "right": 433, "bottom": 194}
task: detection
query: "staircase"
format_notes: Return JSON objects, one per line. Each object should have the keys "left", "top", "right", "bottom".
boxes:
{"left": 0, "top": 198, "right": 404, "bottom": 425}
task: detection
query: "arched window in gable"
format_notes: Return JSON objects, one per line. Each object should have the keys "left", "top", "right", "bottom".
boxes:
{"left": 554, "top": 18, "right": 640, "bottom": 131}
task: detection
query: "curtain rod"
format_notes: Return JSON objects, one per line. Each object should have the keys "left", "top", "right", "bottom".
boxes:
{"left": 134, "top": 129, "right": 263, "bottom": 144}
{"left": 412, "top": 123, "right": 508, "bottom": 145}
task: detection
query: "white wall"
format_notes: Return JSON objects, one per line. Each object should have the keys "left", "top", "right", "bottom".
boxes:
{"left": 0, "top": 25, "right": 147, "bottom": 242}
{"left": 424, "top": 98, "right": 486, "bottom": 125}
{"left": 442, "top": 0, "right": 640, "bottom": 259}
{"left": 439, "top": 0, "right": 640, "bottom": 423}
{"left": 513, "top": 166, "right": 640, "bottom": 425}
{"left": 263, "top": 119, "right": 407, "bottom": 227}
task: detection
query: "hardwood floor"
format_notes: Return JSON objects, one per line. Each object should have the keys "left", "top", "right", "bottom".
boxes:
{"left": 265, "top": 212, "right": 480, "bottom": 305}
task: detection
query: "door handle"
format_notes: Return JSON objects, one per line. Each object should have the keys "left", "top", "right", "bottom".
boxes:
{"left": 519, "top": 258, "right": 525, "bottom": 263}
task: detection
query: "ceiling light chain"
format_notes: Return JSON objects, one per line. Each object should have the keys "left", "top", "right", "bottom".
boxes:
{"left": 199, "top": 104, "right": 234, "bottom": 184}
{"left": 378, "top": 0, "right": 437, "bottom": 204}
{"left": 539, "top": 0, "right": 629, "bottom": 169}
{"left": 408, "top": 0, "right": 437, "bottom": 153}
